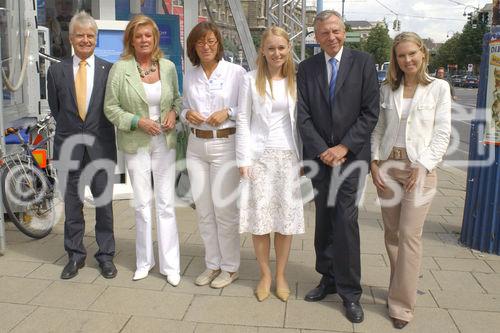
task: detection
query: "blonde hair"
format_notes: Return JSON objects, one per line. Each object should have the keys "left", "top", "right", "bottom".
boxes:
{"left": 121, "top": 14, "right": 164, "bottom": 61}
{"left": 256, "top": 26, "right": 296, "bottom": 100}
{"left": 386, "top": 32, "right": 432, "bottom": 91}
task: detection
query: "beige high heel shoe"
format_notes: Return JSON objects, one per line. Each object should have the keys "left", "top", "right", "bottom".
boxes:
{"left": 255, "top": 287, "right": 271, "bottom": 302}
{"left": 275, "top": 288, "right": 290, "bottom": 302}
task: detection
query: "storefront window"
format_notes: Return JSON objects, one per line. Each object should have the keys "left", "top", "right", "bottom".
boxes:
{"left": 37, "top": 0, "right": 92, "bottom": 58}
{"left": 1, "top": 0, "right": 24, "bottom": 108}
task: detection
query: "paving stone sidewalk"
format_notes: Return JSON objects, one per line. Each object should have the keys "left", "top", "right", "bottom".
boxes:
{"left": 1, "top": 166, "right": 500, "bottom": 333}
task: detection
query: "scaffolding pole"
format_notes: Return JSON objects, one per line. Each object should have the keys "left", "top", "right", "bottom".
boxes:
{"left": 267, "top": 0, "right": 307, "bottom": 62}
{"left": 0, "top": 36, "right": 5, "bottom": 255}
{"left": 226, "top": 0, "right": 257, "bottom": 70}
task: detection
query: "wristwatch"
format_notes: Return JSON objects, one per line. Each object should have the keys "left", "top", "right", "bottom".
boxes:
{"left": 226, "top": 107, "right": 234, "bottom": 118}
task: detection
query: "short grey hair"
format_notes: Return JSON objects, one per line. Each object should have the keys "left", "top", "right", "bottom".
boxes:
{"left": 313, "top": 10, "right": 345, "bottom": 30}
{"left": 69, "top": 11, "right": 98, "bottom": 35}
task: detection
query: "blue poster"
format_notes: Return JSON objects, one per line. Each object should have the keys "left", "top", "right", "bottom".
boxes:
{"left": 95, "top": 30, "right": 125, "bottom": 63}
{"left": 111, "top": 3, "right": 183, "bottom": 92}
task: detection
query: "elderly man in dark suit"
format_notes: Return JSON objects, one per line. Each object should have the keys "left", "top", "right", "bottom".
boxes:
{"left": 297, "top": 10, "right": 379, "bottom": 323}
{"left": 47, "top": 11, "right": 117, "bottom": 280}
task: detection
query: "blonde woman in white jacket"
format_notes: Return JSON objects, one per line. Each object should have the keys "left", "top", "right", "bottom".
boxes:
{"left": 236, "top": 26, "right": 304, "bottom": 303}
{"left": 370, "top": 32, "right": 451, "bottom": 329}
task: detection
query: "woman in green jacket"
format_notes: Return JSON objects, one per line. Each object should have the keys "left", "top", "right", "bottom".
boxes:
{"left": 104, "top": 14, "right": 182, "bottom": 286}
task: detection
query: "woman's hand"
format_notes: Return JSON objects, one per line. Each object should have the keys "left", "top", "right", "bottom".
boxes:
{"left": 206, "top": 108, "right": 229, "bottom": 127}
{"left": 239, "top": 166, "right": 250, "bottom": 179}
{"left": 162, "top": 110, "right": 176, "bottom": 131}
{"left": 186, "top": 110, "right": 206, "bottom": 126}
{"left": 404, "top": 163, "right": 427, "bottom": 192}
{"left": 138, "top": 118, "right": 162, "bottom": 136}
{"left": 370, "top": 161, "right": 386, "bottom": 190}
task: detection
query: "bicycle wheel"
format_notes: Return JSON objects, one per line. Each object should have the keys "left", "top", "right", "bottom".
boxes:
{"left": 1, "top": 161, "right": 57, "bottom": 239}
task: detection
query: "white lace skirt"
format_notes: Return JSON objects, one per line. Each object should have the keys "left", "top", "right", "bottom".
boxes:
{"left": 239, "top": 149, "right": 305, "bottom": 235}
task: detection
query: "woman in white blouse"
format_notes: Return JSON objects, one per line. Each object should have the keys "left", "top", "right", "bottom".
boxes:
{"left": 236, "top": 26, "right": 305, "bottom": 302}
{"left": 370, "top": 32, "right": 451, "bottom": 329}
{"left": 181, "top": 22, "right": 246, "bottom": 289}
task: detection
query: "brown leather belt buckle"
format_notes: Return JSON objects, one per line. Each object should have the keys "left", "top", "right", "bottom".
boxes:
{"left": 390, "top": 148, "right": 407, "bottom": 160}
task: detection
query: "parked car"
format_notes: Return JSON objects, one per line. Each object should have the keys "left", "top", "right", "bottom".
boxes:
{"left": 377, "top": 70, "right": 387, "bottom": 85}
{"left": 462, "top": 75, "right": 479, "bottom": 88}
{"left": 451, "top": 74, "right": 466, "bottom": 87}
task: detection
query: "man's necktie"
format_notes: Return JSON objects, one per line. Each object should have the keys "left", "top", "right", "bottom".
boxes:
{"left": 75, "top": 60, "right": 87, "bottom": 120}
{"left": 329, "top": 57, "right": 338, "bottom": 106}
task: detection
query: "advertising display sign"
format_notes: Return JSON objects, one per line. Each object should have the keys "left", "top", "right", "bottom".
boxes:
{"left": 485, "top": 38, "right": 500, "bottom": 144}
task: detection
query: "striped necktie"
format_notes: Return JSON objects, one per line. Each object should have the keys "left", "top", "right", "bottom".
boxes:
{"left": 329, "top": 57, "right": 338, "bottom": 106}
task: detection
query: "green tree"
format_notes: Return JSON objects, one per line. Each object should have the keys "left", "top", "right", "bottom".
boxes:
{"left": 363, "top": 23, "right": 391, "bottom": 65}
{"left": 344, "top": 24, "right": 363, "bottom": 51}
{"left": 429, "top": 33, "right": 461, "bottom": 73}
{"left": 456, "top": 22, "right": 488, "bottom": 73}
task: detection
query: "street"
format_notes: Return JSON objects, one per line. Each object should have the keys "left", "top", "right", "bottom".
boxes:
{"left": 445, "top": 87, "right": 478, "bottom": 168}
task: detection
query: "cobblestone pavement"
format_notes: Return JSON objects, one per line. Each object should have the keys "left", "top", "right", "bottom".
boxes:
{"left": 1, "top": 166, "right": 499, "bottom": 333}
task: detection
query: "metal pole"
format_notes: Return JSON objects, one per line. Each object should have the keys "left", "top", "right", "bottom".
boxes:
{"left": 0, "top": 35, "right": 5, "bottom": 255}
{"left": 317, "top": 0, "right": 323, "bottom": 13}
{"left": 342, "top": 0, "right": 345, "bottom": 19}
{"left": 301, "top": 0, "right": 306, "bottom": 60}
{"left": 227, "top": 0, "right": 257, "bottom": 70}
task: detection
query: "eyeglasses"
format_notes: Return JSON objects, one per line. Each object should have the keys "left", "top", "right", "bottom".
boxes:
{"left": 196, "top": 39, "right": 218, "bottom": 47}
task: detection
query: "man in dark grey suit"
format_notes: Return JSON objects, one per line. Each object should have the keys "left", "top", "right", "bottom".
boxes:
{"left": 297, "top": 10, "right": 379, "bottom": 323}
{"left": 47, "top": 11, "right": 117, "bottom": 279}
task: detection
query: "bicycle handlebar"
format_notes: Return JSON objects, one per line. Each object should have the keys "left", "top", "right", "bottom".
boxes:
{"left": 3, "top": 114, "right": 53, "bottom": 141}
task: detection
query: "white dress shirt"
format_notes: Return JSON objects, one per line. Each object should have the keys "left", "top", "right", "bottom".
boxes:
{"left": 324, "top": 47, "right": 343, "bottom": 84}
{"left": 73, "top": 54, "right": 94, "bottom": 113}
{"left": 181, "top": 59, "right": 246, "bottom": 130}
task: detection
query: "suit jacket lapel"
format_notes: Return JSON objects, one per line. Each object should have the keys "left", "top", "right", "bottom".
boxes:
{"left": 313, "top": 52, "right": 329, "bottom": 105}
{"left": 62, "top": 57, "right": 77, "bottom": 111}
{"left": 87, "top": 57, "right": 104, "bottom": 114}
{"left": 334, "top": 48, "right": 353, "bottom": 96}
{"left": 124, "top": 58, "right": 148, "bottom": 105}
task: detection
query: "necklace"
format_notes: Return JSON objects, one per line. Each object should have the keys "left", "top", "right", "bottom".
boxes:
{"left": 136, "top": 61, "right": 158, "bottom": 78}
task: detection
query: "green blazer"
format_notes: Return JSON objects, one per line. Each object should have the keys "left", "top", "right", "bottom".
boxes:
{"left": 104, "top": 57, "right": 181, "bottom": 154}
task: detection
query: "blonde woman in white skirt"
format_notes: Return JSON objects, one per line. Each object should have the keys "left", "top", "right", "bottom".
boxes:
{"left": 236, "top": 26, "right": 305, "bottom": 302}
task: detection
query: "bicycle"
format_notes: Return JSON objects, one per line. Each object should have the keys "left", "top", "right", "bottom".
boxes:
{"left": 1, "top": 114, "right": 59, "bottom": 239}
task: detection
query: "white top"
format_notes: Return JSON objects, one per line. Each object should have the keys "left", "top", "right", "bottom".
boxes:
{"left": 181, "top": 59, "right": 246, "bottom": 130}
{"left": 143, "top": 80, "right": 162, "bottom": 121}
{"left": 324, "top": 46, "right": 343, "bottom": 84}
{"left": 265, "top": 79, "right": 294, "bottom": 150}
{"left": 73, "top": 54, "right": 95, "bottom": 113}
{"left": 395, "top": 98, "right": 412, "bottom": 148}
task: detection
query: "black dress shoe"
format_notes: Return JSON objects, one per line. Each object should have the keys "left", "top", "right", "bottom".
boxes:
{"left": 344, "top": 301, "right": 364, "bottom": 323}
{"left": 61, "top": 260, "right": 84, "bottom": 279}
{"left": 391, "top": 317, "right": 409, "bottom": 329}
{"left": 304, "top": 277, "right": 337, "bottom": 302}
{"left": 99, "top": 261, "right": 117, "bottom": 279}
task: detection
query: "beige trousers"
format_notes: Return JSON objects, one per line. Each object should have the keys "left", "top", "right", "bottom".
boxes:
{"left": 376, "top": 157, "right": 437, "bottom": 322}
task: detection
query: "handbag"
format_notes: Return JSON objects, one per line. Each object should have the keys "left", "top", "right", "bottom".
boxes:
{"left": 175, "top": 121, "right": 194, "bottom": 207}
{"left": 300, "top": 175, "right": 315, "bottom": 204}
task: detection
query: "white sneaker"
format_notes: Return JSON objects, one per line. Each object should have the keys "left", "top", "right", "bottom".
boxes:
{"left": 195, "top": 268, "right": 221, "bottom": 286}
{"left": 210, "top": 271, "right": 239, "bottom": 289}
{"left": 132, "top": 269, "right": 149, "bottom": 281}
{"left": 167, "top": 273, "right": 181, "bottom": 287}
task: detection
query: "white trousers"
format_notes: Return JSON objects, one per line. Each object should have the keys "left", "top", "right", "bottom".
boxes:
{"left": 186, "top": 134, "right": 240, "bottom": 272}
{"left": 125, "top": 135, "right": 180, "bottom": 276}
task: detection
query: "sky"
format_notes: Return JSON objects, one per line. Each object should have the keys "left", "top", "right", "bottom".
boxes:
{"left": 310, "top": 0, "right": 491, "bottom": 42}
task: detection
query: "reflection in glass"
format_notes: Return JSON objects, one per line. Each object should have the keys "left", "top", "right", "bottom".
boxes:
{"left": 38, "top": 0, "right": 91, "bottom": 58}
